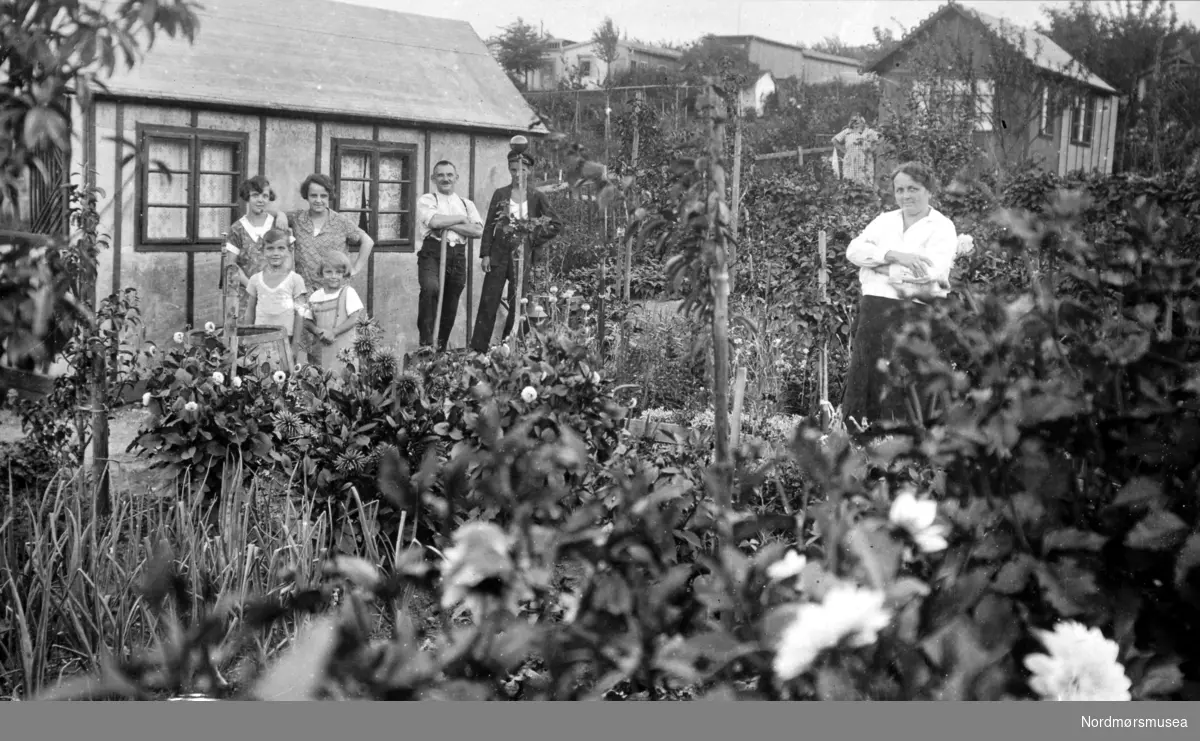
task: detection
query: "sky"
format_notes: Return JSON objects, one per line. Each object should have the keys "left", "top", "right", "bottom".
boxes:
{"left": 335, "top": 0, "right": 1200, "bottom": 48}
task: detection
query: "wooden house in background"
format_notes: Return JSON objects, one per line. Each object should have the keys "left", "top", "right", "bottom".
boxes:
{"left": 710, "top": 35, "right": 863, "bottom": 85}
{"left": 70, "top": 0, "right": 543, "bottom": 353}
{"left": 863, "top": 1, "right": 1121, "bottom": 176}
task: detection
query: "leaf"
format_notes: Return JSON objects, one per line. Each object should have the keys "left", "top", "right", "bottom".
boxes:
{"left": 1174, "top": 533, "right": 1200, "bottom": 599}
{"left": 919, "top": 617, "right": 996, "bottom": 701}
{"left": 816, "top": 666, "right": 860, "bottom": 700}
{"left": 1035, "top": 561, "right": 1100, "bottom": 618}
{"left": 1042, "top": 528, "right": 1108, "bottom": 554}
{"left": 253, "top": 614, "right": 338, "bottom": 700}
{"left": 991, "top": 556, "right": 1033, "bottom": 595}
{"left": 1110, "top": 477, "right": 1165, "bottom": 510}
{"left": 1124, "top": 510, "right": 1189, "bottom": 552}
{"left": 1135, "top": 659, "right": 1184, "bottom": 699}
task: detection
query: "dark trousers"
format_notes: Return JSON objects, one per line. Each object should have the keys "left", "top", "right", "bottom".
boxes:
{"left": 470, "top": 246, "right": 534, "bottom": 352}
{"left": 417, "top": 237, "right": 467, "bottom": 350}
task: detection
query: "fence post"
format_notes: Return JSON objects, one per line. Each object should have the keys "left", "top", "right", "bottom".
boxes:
{"left": 818, "top": 230, "right": 830, "bottom": 429}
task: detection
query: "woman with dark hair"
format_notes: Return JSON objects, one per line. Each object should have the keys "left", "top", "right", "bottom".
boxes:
{"left": 287, "top": 173, "right": 375, "bottom": 360}
{"left": 841, "top": 161, "right": 958, "bottom": 431}
{"left": 222, "top": 175, "right": 290, "bottom": 319}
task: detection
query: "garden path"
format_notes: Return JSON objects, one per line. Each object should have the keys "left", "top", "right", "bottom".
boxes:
{"left": 0, "top": 405, "right": 166, "bottom": 496}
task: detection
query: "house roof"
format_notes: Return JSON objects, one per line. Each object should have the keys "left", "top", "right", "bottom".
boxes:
{"left": 98, "top": 0, "right": 546, "bottom": 135}
{"left": 710, "top": 35, "right": 862, "bottom": 69}
{"left": 556, "top": 39, "right": 683, "bottom": 61}
{"left": 863, "top": 1, "right": 1117, "bottom": 94}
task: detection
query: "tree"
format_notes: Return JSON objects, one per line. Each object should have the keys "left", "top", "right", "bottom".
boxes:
{"left": 0, "top": 0, "right": 201, "bottom": 224}
{"left": 1039, "top": 0, "right": 1186, "bottom": 172}
{"left": 591, "top": 17, "right": 622, "bottom": 87}
{"left": 678, "top": 36, "right": 763, "bottom": 94}
{"left": 494, "top": 18, "right": 550, "bottom": 90}
{"left": 810, "top": 35, "right": 876, "bottom": 62}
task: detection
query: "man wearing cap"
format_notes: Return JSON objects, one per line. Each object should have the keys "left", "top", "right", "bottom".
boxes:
{"left": 469, "top": 149, "right": 562, "bottom": 353}
{"left": 415, "top": 160, "right": 484, "bottom": 352}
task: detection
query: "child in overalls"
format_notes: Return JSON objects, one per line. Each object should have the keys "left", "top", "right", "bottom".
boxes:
{"left": 304, "top": 251, "right": 365, "bottom": 369}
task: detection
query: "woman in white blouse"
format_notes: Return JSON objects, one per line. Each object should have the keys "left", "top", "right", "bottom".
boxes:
{"left": 841, "top": 161, "right": 958, "bottom": 432}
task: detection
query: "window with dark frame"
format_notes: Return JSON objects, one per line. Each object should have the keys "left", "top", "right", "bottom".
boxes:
{"left": 137, "top": 125, "right": 247, "bottom": 248}
{"left": 1070, "top": 95, "right": 1095, "bottom": 146}
{"left": 331, "top": 139, "right": 417, "bottom": 252}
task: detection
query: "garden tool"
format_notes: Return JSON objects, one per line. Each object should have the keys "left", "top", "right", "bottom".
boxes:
{"left": 510, "top": 135, "right": 529, "bottom": 346}
{"left": 432, "top": 230, "right": 449, "bottom": 350}
{"left": 219, "top": 232, "right": 240, "bottom": 380}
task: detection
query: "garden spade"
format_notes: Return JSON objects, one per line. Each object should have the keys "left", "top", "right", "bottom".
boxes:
{"left": 510, "top": 135, "right": 529, "bottom": 345}
{"left": 431, "top": 230, "right": 449, "bottom": 351}
{"left": 219, "top": 232, "right": 240, "bottom": 380}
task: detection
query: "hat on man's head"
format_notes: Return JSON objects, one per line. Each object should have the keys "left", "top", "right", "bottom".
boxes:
{"left": 507, "top": 150, "right": 535, "bottom": 167}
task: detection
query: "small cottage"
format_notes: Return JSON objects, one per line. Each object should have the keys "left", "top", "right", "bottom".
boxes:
{"left": 72, "top": 0, "right": 544, "bottom": 353}
{"left": 863, "top": 2, "right": 1121, "bottom": 176}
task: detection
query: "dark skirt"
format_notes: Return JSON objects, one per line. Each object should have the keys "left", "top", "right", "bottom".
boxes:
{"left": 841, "top": 295, "right": 929, "bottom": 430}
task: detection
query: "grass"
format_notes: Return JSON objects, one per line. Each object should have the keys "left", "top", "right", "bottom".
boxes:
{"left": 0, "top": 453, "right": 426, "bottom": 699}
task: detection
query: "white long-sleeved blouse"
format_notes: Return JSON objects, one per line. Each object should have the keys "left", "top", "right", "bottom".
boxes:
{"left": 844, "top": 207, "right": 958, "bottom": 301}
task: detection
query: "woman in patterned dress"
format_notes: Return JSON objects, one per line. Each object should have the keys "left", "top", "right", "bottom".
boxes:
{"left": 287, "top": 173, "right": 375, "bottom": 360}
{"left": 832, "top": 115, "right": 880, "bottom": 187}
{"left": 222, "top": 175, "right": 290, "bottom": 321}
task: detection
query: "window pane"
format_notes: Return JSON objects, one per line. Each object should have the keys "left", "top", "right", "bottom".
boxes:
{"left": 379, "top": 182, "right": 408, "bottom": 211}
{"left": 378, "top": 212, "right": 410, "bottom": 242}
{"left": 199, "top": 174, "right": 235, "bottom": 205}
{"left": 147, "top": 172, "right": 190, "bottom": 205}
{"left": 199, "top": 207, "right": 235, "bottom": 240}
{"left": 199, "top": 140, "right": 237, "bottom": 172}
{"left": 340, "top": 180, "right": 370, "bottom": 211}
{"left": 148, "top": 137, "right": 189, "bottom": 170}
{"left": 340, "top": 151, "right": 370, "bottom": 179}
{"left": 379, "top": 154, "right": 408, "bottom": 182}
{"left": 146, "top": 207, "right": 189, "bottom": 240}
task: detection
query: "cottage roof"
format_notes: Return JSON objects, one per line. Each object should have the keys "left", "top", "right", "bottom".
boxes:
{"left": 557, "top": 39, "right": 684, "bottom": 61}
{"left": 99, "top": 0, "right": 546, "bottom": 135}
{"left": 864, "top": 1, "right": 1117, "bottom": 94}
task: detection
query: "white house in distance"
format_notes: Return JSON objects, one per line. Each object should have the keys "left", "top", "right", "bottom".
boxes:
{"left": 62, "top": 0, "right": 544, "bottom": 354}
{"left": 528, "top": 38, "right": 684, "bottom": 90}
{"left": 740, "top": 72, "right": 776, "bottom": 116}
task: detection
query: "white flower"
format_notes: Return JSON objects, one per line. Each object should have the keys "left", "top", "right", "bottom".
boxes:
{"left": 773, "top": 584, "right": 891, "bottom": 682}
{"left": 184, "top": 401, "right": 199, "bottom": 413}
{"left": 562, "top": 289, "right": 575, "bottom": 298}
{"left": 956, "top": 234, "right": 975, "bottom": 256}
{"left": 581, "top": 303, "right": 591, "bottom": 312}
{"left": 549, "top": 295, "right": 558, "bottom": 303}
{"left": 1024, "top": 621, "right": 1131, "bottom": 701}
{"left": 590, "top": 371, "right": 600, "bottom": 384}
{"left": 173, "top": 331, "right": 185, "bottom": 344}
{"left": 211, "top": 371, "right": 225, "bottom": 385}
{"left": 498, "top": 343, "right": 512, "bottom": 358}
{"left": 141, "top": 392, "right": 152, "bottom": 407}
{"left": 520, "top": 297, "right": 529, "bottom": 305}
{"left": 520, "top": 386, "right": 538, "bottom": 404}
{"left": 204, "top": 321, "right": 216, "bottom": 332}
{"left": 273, "top": 370, "right": 287, "bottom": 384}
{"left": 629, "top": 397, "right": 638, "bottom": 409}
{"left": 232, "top": 376, "right": 243, "bottom": 388}
{"left": 550, "top": 286, "right": 559, "bottom": 294}
{"left": 766, "top": 550, "right": 807, "bottom": 583}
{"left": 888, "top": 486, "right": 949, "bottom": 553}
